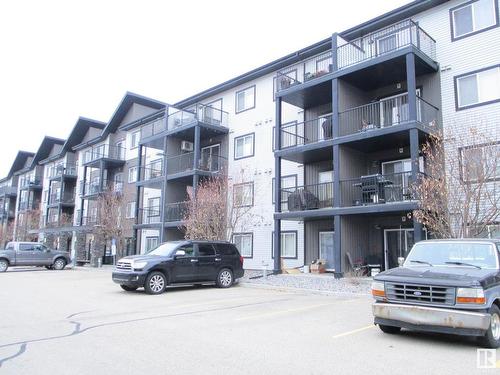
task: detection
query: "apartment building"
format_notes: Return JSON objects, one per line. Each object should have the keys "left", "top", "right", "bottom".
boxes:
{"left": 2, "top": 0, "right": 499, "bottom": 273}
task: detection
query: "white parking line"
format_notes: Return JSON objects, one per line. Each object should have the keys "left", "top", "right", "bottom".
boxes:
{"left": 332, "top": 325, "right": 375, "bottom": 339}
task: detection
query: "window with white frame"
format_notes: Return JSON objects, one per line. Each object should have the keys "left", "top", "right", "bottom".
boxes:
{"left": 272, "top": 231, "right": 297, "bottom": 258}
{"left": 131, "top": 131, "right": 141, "bottom": 149}
{"left": 460, "top": 143, "right": 500, "bottom": 181}
{"left": 232, "top": 233, "right": 253, "bottom": 258}
{"left": 128, "top": 166, "right": 138, "bottom": 183}
{"left": 234, "top": 133, "right": 254, "bottom": 159}
{"left": 451, "top": 0, "right": 498, "bottom": 40}
{"left": 235, "top": 86, "right": 256, "bottom": 113}
{"left": 233, "top": 182, "right": 254, "bottom": 207}
{"left": 456, "top": 66, "right": 500, "bottom": 108}
{"left": 145, "top": 236, "right": 159, "bottom": 252}
{"left": 126, "top": 202, "right": 136, "bottom": 219}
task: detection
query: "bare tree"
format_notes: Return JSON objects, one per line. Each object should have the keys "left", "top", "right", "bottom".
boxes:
{"left": 183, "top": 170, "right": 262, "bottom": 241}
{"left": 0, "top": 221, "right": 14, "bottom": 248}
{"left": 413, "top": 125, "right": 500, "bottom": 238}
{"left": 15, "top": 209, "right": 41, "bottom": 241}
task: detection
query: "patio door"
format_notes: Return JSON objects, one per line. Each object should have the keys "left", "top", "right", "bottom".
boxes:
{"left": 319, "top": 231, "right": 335, "bottom": 271}
{"left": 318, "top": 170, "right": 333, "bottom": 208}
{"left": 379, "top": 89, "right": 420, "bottom": 127}
{"left": 201, "top": 144, "right": 220, "bottom": 172}
{"left": 384, "top": 228, "right": 414, "bottom": 270}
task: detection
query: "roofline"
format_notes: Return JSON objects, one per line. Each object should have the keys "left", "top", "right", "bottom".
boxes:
{"left": 174, "top": 0, "right": 446, "bottom": 108}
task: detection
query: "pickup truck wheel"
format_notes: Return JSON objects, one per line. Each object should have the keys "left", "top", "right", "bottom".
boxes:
{"left": 144, "top": 272, "right": 167, "bottom": 295}
{"left": 216, "top": 268, "right": 234, "bottom": 288}
{"left": 378, "top": 324, "right": 401, "bottom": 334}
{"left": 53, "top": 258, "right": 67, "bottom": 270}
{"left": 0, "top": 259, "right": 8, "bottom": 272}
{"left": 480, "top": 305, "right": 500, "bottom": 348}
{"left": 120, "top": 285, "right": 138, "bottom": 292}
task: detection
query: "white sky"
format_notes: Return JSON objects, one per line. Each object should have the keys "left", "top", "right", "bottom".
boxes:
{"left": 0, "top": 0, "right": 410, "bottom": 176}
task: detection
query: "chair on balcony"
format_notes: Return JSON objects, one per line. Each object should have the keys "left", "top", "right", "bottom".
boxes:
{"left": 287, "top": 189, "right": 320, "bottom": 211}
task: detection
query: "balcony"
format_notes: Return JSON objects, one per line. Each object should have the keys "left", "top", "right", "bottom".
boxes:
{"left": 166, "top": 153, "right": 227, "bottom": 180}
{"left": 48, "top": 191, "right": 76, "bottom": 206}
{"left": 82, "top": 144, "right": 126, "bottom": 168}
{"left": 165, "top": 201, "right": 188, "bottom": 223}
{"left": 338, "top": 95, "right": 439, "bottom": 149}
{"left": 0, "top": 209, "right": 15, "bottom": 220}
{"left": 18, "top": 201, "right": 32, "bottom": 211}
{"left": 77, "top": 213, "right": 98, "bottom": 226}
{"left": 48, "top": 163, "right": 78, "bottom": 180}
{"left": 339, "top": 172, "right": 418, "bottom": 212}
{"left": 20, "top": 176, "right": 43, "bottom": 190}
{"left": 137, "top": 207, "right": 161, "bottom": 226}
{"left": 138, "top": 161, "right": 164, "bottom": 185}
{"left": 0, "top": 186, "right": 17, "bottom": 196}
{"left": 80, "top": 179, "right": 123, "bottom": 198}
{"left": 277, "top": 182, "right": 334, "bottom": 219}
{"left": 276, "top": 115, "right": 333, "bottom": 163}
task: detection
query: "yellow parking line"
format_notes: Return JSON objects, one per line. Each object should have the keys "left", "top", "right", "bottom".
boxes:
{"left": 236, "top": 302, "right": 335, "bottom": 321}
{"left": 332, "top": 325, "right": 375, "bottom": 339}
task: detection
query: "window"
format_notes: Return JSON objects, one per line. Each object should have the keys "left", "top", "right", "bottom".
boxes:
{"left": 19, "top": 243, "right": 35, "bottom": 251}
{"left": 235, "top": 86, "right": 256, "bottom": 113}
{"left": 116, "top": 141, "right": 125, "bottom": 159}
{"left": 145, "top": 237, "right": 159, "bottom": 252}
{"left": 234, "top": 182, "right": 254, "bottom": 207}
{"left": 198, "top": 244, "right": 216, "bottom": 256}
{"left": 128, "top": 166, "right": 138, "bottom": 183}
{"left": 234, "top": 133, "right": 254, "bottom": 159}
{"left": 126, "top": 202, "right": 136, "bottom": 219}
{"left": 233, "top": 233, "right": 253, "bottom": 258}
{"left": 179, "top": 245, "right": 195, "bottom": 257}
{"left": 450, "top": 0, "right": 498, "bottom": 40}
{"left": 272, "top": 231, "right": 297, "bottom": 259}
{"left": 455, "top": 65, "right": 500, "bottom": 109}
{"left": 272, "top": 175, "right": 297, "bottom": 210}
{"left": 216, "top": 243, "right": 237, "bottom": 256}
{"left": 460, "top": 142, "right": 500, "bottom": 182}
{"left": 131, "top": 131, "right": 141, "bottom": 149}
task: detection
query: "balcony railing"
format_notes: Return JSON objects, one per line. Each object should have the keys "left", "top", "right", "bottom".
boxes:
{"left": 339, "top": 171, "right": 417, "bottom": 207}
{"left": 0, "top": 186, "right": 17, "bottom": 195}
{"left": 138, "top": 207, "right": 161, "bottom": 225}
{"left": 83, "top": 144, "right": 126, "bottom": 164}
{"left": 276, "top": 50, "right": 334, "bottom": 92}
{"left": 139, "top": 161, "right": 164, "bottom": 181}
{"left": 280, "top": 182, "right": 334, "bottom": 212}
{"left": 167, "top": 104, "right": 229, "bottom": 131}
{"left": 48, "top": 163, "right": 77, "bottom": 179}
{"left": 20, "top": 176, "right": 42, "bottom": 189}
{"left": 338, "top": 94, "right": 439, "bottom": 137}
{"left": 140, "top": 116, "right": 167, "bottom": 139}
{"left": 165, "top": 201, "right": 188, "bottom": 222}
{"left": 79, "top": 179, "right": 123, "bottom": 197}
{"left": 279, "top": 115, "right": 333, "bottom": 150}
{"left": 48, "top": 191, "right": 75, "bottom": 205}
{"left": 166, "top": 153, "right": 227, "bottom": 176}
{"left": 19, "top": 201, "right": 32, "bottom": 211}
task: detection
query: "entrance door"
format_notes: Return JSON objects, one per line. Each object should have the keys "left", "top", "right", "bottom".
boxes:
{"left": 201, "top": 144, "right": 220, "bottom": 172}
{"left": 319, "top": 231, "right": 335, "bottom": 271}
{"left": 384, "top": 228, "right": 415, "bottom": 269}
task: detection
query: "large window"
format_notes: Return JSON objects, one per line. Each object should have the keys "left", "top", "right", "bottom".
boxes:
{"left": 272, "top": 231, "right": 297, "bottom": 259}
{"left": 455, "top": 65, "right": 500, "bottom": 109}
{"left": 128, "top": 166, "right": 138, "bottom": 183}
{"left": 450, "top": 0, "right": 498, "bottom": 40}
{"left": 233, "top": 182, "right": 254, "bottom": 207}
{"left": 234, "top": 133, "right": 254, "bottom": 160}
{"left": 126, "top": 202, "right": 136, "bottom": 219}
{"left": 460, "top": 142, "right": 500, "bottom": 182}
{"left": 235, "top": 86, "right": 256, "bottom": 113}
{"left": 145, "top": 237, "right": 159, "bottom": 252}
{"left": 233, "top": 233, "right": 253, "bottom": 258}
{"left": 131, "top": 131, "right": 141, "bottom": 149}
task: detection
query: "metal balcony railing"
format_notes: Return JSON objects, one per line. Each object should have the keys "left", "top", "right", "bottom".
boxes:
{"left": 139, "top": 161, "right": 164, "bottom": 181}
{"left": 339, "top": 171, "right": 417, "bottom": 207}
{"left": 165, "top": 201, "right": 188, "bottom": 222}
{"left": 279, "top": 115, "right": 333, "bottom": 150}
{"left": 83, "top": 144, "right": 126, "bottom": 164}
{"left": 338, "top": 94, "right": 439, "bottom": 137}
{"left": 20, "top": 176, "right": 42, "bottom": 189}
{"left": 79, "top": 179, "right": 122, "bottom": 197}
{"left": 140, "top": 116, "right": 167, "bottom": 139}
{"left": 280, "top": 182, "right": 334, "bottom": 212}
{"left": 48, "top": 190, "right": 75, "bottom": 205}
{"left": 138, "top": 207, "right": 161, "bottom": 225}
{"left": 0, "top": 186, "right": 17, "bottom": 195}
{"left": 167, "top": 104, "right": 229, "bottom": 131}
{"left": 166, "top": 153, "right": 227, "bottom": 176}
{"left": 337, "top": 19, "right": 436, "bottom": 70}
{"left": 48, "top": 163, "right": 77, "bottom": 179}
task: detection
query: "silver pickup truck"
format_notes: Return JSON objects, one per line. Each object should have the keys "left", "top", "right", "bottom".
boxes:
{"left": 0, "top": 241, "right": 71, "bottom": 272}
{"left": 372, "top": 239, "right": 500, "bottom": 348}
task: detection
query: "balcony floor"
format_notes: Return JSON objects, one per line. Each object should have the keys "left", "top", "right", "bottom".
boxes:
{"left": 166, "top": 121, "right": 229, "bottom": 142}
{"left": 275, "top": 140, "right": 334, "bottom": 163}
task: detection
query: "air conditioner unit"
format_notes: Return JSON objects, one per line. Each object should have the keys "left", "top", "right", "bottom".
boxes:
{"left": 181, "top": 141, "right": 194, "bottom": 152}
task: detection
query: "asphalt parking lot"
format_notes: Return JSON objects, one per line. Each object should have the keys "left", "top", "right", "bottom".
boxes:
{"left": 0, "top": 267, "right": 496, "bottom": 375}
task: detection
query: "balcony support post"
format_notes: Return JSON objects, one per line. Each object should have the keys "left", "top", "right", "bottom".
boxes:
{"left": 331, "top": 33, "right": 338, "bottom": 72}
{"left": 159, "top": 137, "right": 168, "bottom": 243}
{"left": 332, "top": 78, "right": 339, "bottom": 138}
{"left": 406, "top": 53, "right": 417, "bottom": 122}
{"left": 193, "top": 125, "right": 201, "bottom": 197}
{"left": 99, "top": 160, "right": 105, "bottom": 192}
{"left": 79, "top": 166, "right": 87, "bottom": 226}
{"left": 133, "top": 144, "right": 142, "bottom": 255}
{"left": 274, "top": 98, "right": 282, "bottom": 273}
{"left": 333, "top": 215, "right": 342, "bottom": 276}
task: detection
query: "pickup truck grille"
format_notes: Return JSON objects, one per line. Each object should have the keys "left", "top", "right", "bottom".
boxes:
{"left": 385, "top": 282, "right": 455, "bottom": 306}
{"left": 115, "top": 261, "right": 132, "bottom": 271}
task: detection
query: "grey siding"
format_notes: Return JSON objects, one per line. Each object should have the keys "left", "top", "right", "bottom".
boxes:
{"left": 304, "top": 219, "right": 334, "bottom": 264}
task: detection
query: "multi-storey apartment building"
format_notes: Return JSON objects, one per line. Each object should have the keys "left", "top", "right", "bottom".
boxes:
{"left": 3, "top": 0, "right": 499, "bottom": 273}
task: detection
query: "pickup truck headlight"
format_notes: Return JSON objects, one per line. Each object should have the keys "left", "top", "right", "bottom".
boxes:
{"left": 131, "top": 261, "right": 148, "bottom": 271}
{"left": 371, "top": 281, "right": 385, "bottom": 298}
{"left": 456, "top": 288, "right": 485, "bottom": 304}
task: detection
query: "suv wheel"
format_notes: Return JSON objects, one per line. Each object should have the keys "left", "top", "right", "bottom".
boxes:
{"left": 120, "top": 285, "right": 138, "bottom": 292}
{"left": 480, "top": 305, "right": 500, "bottom": 348}
{"left": 378, "top": 324, "right": 401, "bottom": 334}
{"left": 53, "top": 258, "right": 67, "bottom": 270}
{"left": 144, "top": 272, "right": 167, "bottom": 295}
{"left": 216, "top": 268, "right": 234, "bottom": 288}
{"left": 0, "top": 259, "right": 8, "bottom": 272}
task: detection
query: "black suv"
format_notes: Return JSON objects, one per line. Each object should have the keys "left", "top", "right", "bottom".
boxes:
{"left": 112, "top": 240, "right": 245, "bottom": 294}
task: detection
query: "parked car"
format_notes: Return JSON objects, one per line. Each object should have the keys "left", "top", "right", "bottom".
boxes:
{"left": 112, "top": 240, "right": 245, "bottom": 294}
{"left": 0, "top": 242, "right": 71, "bottom": 272}
{"left": 372, "top": 239, "right": 500, "bottom": 348}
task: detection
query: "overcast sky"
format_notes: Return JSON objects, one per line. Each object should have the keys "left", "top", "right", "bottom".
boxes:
{"left": 0, "top": 0, "right": 410, "bottom": 176}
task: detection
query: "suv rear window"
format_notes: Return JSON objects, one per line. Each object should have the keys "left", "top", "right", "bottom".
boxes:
{"left": 5, "top": 243, "right": 14, "bottom": 250}
{"left": 216, "top": 244, "right": 237, "bottom": 256}
{"left": 198, "top": 244, "right": 215, "bottom": 257}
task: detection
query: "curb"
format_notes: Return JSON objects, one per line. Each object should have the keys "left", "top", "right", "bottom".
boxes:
{"left": 239, "top": 281, "right": 370, "bottom": 298}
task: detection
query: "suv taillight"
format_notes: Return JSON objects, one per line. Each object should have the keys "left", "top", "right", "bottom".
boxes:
{"left": 240, "top": 256, "right": 244, "bottom": 266}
